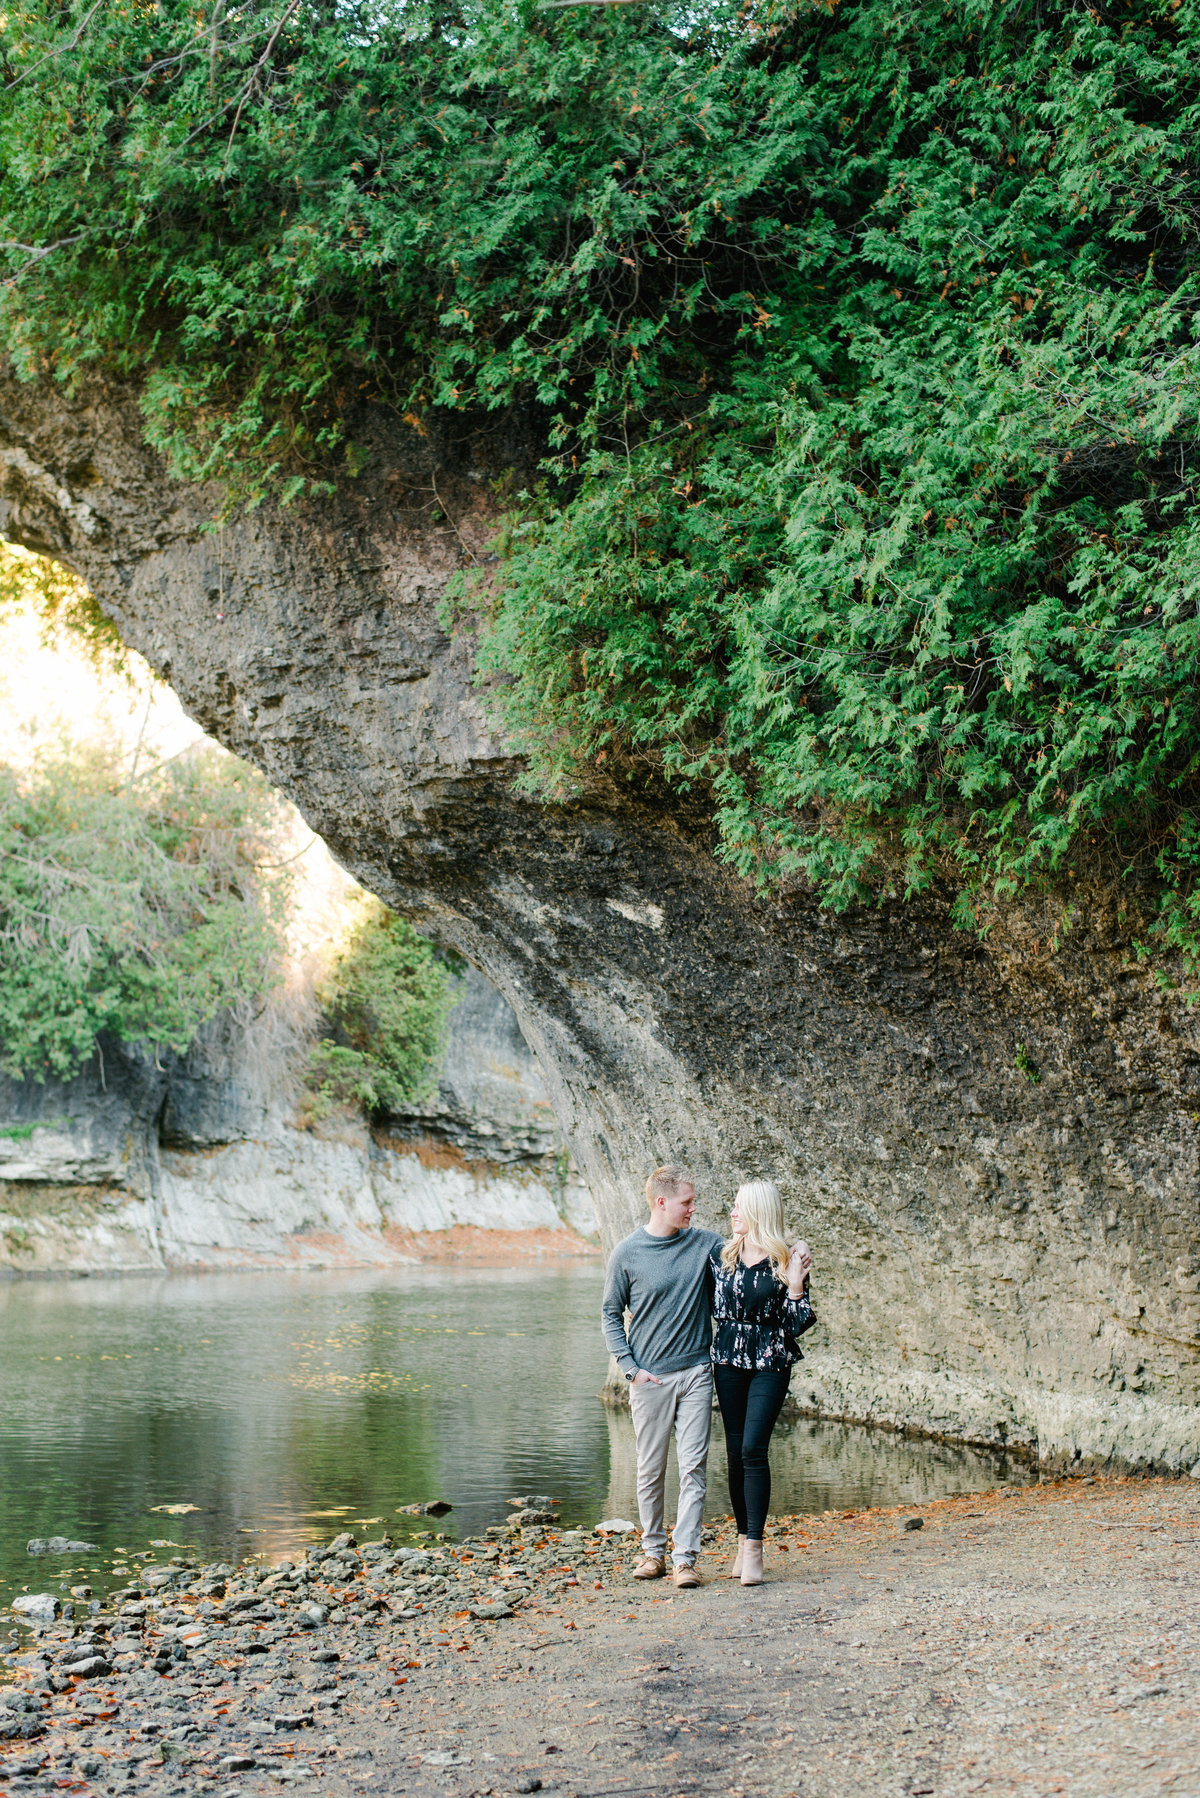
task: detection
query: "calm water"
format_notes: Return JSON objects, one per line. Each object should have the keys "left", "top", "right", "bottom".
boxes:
{"left": 0, "top": 1266, "right": 1032, "bottom": 1610}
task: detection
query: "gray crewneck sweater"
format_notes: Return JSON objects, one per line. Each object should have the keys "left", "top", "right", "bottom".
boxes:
{"left": 601, "top": 1225, "right": 723, "bottom": 1378}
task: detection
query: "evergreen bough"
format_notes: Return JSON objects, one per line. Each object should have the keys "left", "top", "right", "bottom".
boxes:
{"left": 307, "top": 904, "right": 458, "bottom": 1118}
{"left": 0, "top": 744, "right": 288, "bottom": 1081}
{"left": 4, "top": 1, "right": 1200, "bottom": 965}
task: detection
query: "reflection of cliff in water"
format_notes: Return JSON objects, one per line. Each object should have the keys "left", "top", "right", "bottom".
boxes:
{"left": 601, "top": 1402, "right": 1034, "bottom": 1528}
{"left": 0, "top": 1265, "right": 611, "bottom": 1604}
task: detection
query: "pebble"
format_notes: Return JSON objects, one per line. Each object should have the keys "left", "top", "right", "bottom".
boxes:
{"left": 11, "top": 1595, "right": 61, "bottom": 1620}
{"left": 5, "top": 1754, "right": 48, "bottom": 1776}
{"left": 0, "top": 1717, "right": 46, "bottom": 1742}
{"left": 1, "top": 1495, "right": 637, "bottom": 1792}
{"left": 60, "top": 1655, "right": 111, "bottom": 1678}
{"left": 26, "top": 1537, "right": 98, "bottom": 1556}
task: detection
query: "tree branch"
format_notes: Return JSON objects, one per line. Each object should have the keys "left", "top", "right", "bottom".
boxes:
{"left": 4, "top": 0, "right": 104, "bottom": 91}
{"left": 0, "top": 235, "right": 85, "bottom": 287}
{"left": 223, "top": 0, "right": 302, "bottom": 164}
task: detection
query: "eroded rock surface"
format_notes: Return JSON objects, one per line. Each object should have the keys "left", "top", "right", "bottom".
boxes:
{"left": 1, "top": 370, "right": 1197, "bottom": 1469}
{"left": 0, "top": 972, "right": 595, "bottom": 1270}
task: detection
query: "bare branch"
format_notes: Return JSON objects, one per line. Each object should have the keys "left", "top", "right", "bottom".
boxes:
{"left": 106, "top": 11, "right": 244, "bottom": 93}
{"left": 4, "top": 0, "right": 105, "bottom": 92}
{"left": 224, "top": 0, "right": 302, "bottom": 164}
{"left": 209, "top": 0, "right": 227, "bottom": 101}
{"left": 0, "top": 235, "right": 85, "bottom": 287}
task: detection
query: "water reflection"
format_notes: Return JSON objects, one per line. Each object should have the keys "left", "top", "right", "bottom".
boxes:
{"left": 0, "top": 1266, "right": 610, "bottom": 1603}
{"left": 0, "top": 1265, "right": 1030, "bottom": 1611}
{"left": 602, "top": 1403, "right": 1032, "bottom": 1525}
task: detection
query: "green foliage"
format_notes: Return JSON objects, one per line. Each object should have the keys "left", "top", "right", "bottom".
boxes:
{"left": 0, "top": 0, "right": 789, "bottom": 501}
{"left": 0, "top": 544, "right": 125, "bottom": 667}
{"left": 307, "top": 903, "right": 457, "bottom": 1119}
{"left": 0, "top": 745, "right": 288, "bottom": 1081}
{"left": 5, "top": 0, "right": 1200, "bottom": 960}
{"left": 456, "top": 0, "right": 1200, "bottom": 971}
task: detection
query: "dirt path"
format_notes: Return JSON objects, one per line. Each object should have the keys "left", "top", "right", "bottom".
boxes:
{"left": 4, "top": 1476, "right": 1198, "bottom": 1798}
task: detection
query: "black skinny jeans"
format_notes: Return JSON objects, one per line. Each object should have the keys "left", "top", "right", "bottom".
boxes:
{"left": 712, "top": 1363, "right": 792, "bottom": 1541}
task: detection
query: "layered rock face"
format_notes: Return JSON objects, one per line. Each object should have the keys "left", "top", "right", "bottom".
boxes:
{"left": 0, "top": 969, "right": 595, "bottom": 1272}
{"left": 1, "top": 372, "right": 1197, "bottom": 1471}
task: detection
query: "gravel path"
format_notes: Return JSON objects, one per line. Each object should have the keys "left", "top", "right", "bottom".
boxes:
{"left": 3, "top": 1475, "right": 1197, "bottom": 1798}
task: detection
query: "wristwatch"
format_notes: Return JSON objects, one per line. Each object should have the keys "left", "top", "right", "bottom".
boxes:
{"left": 625, "top": 1369, "right": 637, "bottom": 1381}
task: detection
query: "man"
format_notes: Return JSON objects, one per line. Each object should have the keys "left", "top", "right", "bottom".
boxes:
{"left": 601, "top": 1164, "right": 722, "bottom": 1588}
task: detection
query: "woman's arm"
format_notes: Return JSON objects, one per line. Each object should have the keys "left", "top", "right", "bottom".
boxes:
{"left": 784, "top": 1240, "right": 816, "bottom": 1342}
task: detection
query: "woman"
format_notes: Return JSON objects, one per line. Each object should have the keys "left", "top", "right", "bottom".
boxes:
{"left": 710, "top": 1179, "right": 814, "bottom": 1587}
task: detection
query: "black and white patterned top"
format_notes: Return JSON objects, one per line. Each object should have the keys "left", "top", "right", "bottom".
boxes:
{"left": 709, "top": 1250, "right": 815, "bottom": 1371}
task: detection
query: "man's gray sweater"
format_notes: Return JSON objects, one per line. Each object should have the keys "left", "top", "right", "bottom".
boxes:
{"left": 601, "top": 1225, "right": 723, "bottom": 1378}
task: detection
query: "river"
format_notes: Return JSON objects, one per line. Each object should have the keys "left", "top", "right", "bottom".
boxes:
{"left": 0, "top": 1265, "right": 1033, "bottom": 1613}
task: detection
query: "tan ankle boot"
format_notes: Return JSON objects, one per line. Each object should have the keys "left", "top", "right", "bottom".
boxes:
{"left": 728, "top": 1535, "right": 747, "bottom": 1579}
{"left": 740, "top": 1539, "right": 764, "bottom": 1586}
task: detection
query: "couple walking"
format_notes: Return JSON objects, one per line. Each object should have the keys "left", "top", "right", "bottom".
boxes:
{"left": 601, "top": 1165, "right": 814, "bottom": 1589}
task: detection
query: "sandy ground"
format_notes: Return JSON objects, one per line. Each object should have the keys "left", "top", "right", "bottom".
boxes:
{"left": 3, "top": 1475, "right": 1197, "bottom": 1798}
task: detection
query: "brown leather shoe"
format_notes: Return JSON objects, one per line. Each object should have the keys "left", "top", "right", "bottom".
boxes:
{"left": 672, "top": 1563, "right": 701, "bottom": 1589}
{"left": 632, "top": 1556, "right": 666, "bottom": 1580}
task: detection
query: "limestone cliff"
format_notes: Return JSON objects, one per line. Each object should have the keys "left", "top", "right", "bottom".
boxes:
{"left": 1, "top": 370, "right": 1197, "bottom": 1473}
{"left": 0, "top": 968, "right": 596, "bottom": 1272}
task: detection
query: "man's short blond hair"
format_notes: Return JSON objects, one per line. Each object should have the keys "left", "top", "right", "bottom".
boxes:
{"left": 645, "top": 1164, "right": 694, "bottom": 1206}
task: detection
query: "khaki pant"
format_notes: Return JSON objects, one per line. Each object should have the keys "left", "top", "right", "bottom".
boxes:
{"left": 628, "top": 1361, "right": 713, "bottom": 1566}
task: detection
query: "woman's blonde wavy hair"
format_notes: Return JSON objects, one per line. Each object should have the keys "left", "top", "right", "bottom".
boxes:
{"left": 721, "top": 1179, "right": 792, "bottom": 1280}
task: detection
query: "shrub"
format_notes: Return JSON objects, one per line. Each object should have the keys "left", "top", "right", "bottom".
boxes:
{"left": 5, "top": 0, "right": 1200, "bottom": 966}
{"left": 0, "top": 544, "right": 124, "bottom": 668}
{"left": 0, "top": 744, "right": 289, "bottom": 1081}
{"left": 305, "top": 903, "right": 457, "bottom": 1120}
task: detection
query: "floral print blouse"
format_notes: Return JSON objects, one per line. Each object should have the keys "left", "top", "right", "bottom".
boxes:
{"left": 709, "top": 1250, "right": 815, "bottom": 1371}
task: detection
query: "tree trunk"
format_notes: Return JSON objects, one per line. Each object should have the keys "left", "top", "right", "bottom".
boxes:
{"left": 2, "top": 369, "right": 1197, "bottom": 1473}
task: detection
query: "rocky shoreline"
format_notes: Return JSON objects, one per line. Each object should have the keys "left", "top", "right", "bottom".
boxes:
{"left": 1, "top": 1502, "right": 653, "bottom": 1793}
{"left": 4, "top": 1475, "right": 1199, "bottom": 1798}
